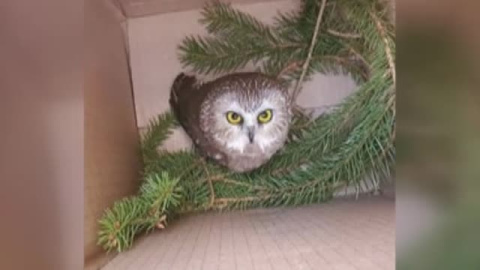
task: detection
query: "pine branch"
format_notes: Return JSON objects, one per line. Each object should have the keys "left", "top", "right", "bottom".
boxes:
{"left": 179, "top": 35, "right": 300, "bottom": 74}
{"left": 201, "top": 1, "right": 278, "bottom": 44}
{"left": 98, "top": 173, "right": 183, "bottom": 252}
{"left": 370, "top": 10, "right": 396, "bottom": 84}
{"left": 178, "top": 36, "right": 254, "bottom": 74}
{"left": 141, "top": 112, "right": 177, "bottom": 163}
{"left": 269, "top": 0, "right": 363, "bottom": 85}
{"left": 97, "top": 196, "right": 149, "bottom": 252}
{"left": 327, "top": 28, "right": 361, "bottom": 39}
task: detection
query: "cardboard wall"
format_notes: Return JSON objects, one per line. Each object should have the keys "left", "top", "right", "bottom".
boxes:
{"left": 1, "top": 1, "right": 83, "bottom": 269}
{"left": 85, "top": 0, "right": 142, "bottom": 268}
{"left": 116, "top": 0, "right": 282, "bottom": 18}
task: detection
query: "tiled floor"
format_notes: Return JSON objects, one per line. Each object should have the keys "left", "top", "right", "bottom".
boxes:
{"left": 103, "top": 196, "right": 395, "bottom": 270}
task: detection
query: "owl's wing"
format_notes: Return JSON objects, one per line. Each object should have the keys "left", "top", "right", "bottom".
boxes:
{"left": 169, "top": 73, "right": 228, "bottom": 165}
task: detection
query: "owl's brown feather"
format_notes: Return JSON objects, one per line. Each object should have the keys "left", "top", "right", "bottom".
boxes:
{"left": 170, "top": 72, "right": 290, "bottom": 172}
{"left": 170, "top": 73, "right": 228, "bottom": 164}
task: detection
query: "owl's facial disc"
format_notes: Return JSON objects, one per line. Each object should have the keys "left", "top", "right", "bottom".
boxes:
{"left": 208, "top": 88, "right": 290, "bottom": 154}
{"left": 220, "top": 101, "right": 281, "bottom": 153}
{"left": 225, "top": 109, "right": 273, "bottom": 143}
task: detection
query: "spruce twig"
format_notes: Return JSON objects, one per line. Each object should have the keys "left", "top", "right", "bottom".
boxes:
{"left": 200, "top": 158, "right": 216, "bottom": 207}
{"left": 370, "top": 11, "right": 395, "bottom": 84}
{"left": 327, "top": 29, "right": 361, "bottom": 39}
{"left": 276, "top": 60, "right": 302, "bottom": 78}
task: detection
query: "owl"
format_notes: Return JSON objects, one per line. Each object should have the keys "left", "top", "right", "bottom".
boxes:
{"left": 169, "top": 72, "right": 291, "bottom": 172}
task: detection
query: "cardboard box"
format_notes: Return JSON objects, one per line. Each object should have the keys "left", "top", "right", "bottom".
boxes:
{"left": 85, "top": 0, "right": 359, "bottom": 268}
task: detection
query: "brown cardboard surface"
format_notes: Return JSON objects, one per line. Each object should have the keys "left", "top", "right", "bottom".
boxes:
{"left": 1, "top": 0, "right": 83, "bottom": 269}
{"left": 85, "top": 0, "right": 142, "bottom": 268}
{"left": 116, "top": 0, "right": 283, "bottom": 18}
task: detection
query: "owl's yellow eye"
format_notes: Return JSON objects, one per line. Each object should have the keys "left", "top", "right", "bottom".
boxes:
{"left": 226, "top": 111, "right": 243, "bottom": 125}
{"left": 258, "top": 109, "right": 273, "bottom": 123}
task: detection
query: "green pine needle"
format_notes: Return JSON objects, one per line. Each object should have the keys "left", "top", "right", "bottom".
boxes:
{"left": 97, "top": 172, "right": 183, "bottom": 252}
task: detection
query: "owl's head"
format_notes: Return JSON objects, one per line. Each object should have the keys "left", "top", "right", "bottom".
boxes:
{"left": 201, "top": 75, "right": 291, "bottom": 154}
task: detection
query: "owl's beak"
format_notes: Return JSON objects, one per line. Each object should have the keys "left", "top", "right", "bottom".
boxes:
{"left": 247, "top": 126, "right": 255, "bottom": 143}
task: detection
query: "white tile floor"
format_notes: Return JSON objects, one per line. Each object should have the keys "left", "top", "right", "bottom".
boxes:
{"left": 103, "top": 196, "right": 395, "bottom": 270}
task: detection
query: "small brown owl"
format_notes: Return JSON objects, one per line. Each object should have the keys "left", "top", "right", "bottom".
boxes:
{"left": 170, "top": 72, "right": 291, "bottom": 172}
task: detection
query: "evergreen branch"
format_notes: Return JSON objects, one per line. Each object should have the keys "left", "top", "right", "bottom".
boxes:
{"left": 327, "top": 28, "right": 361, "bottom": 39}
{"left": 179, "top": 35, "right": 301, "bottom": 74}
{"left": 276, "top": 55, "right": 351, "bottom": 79}
{"left": 199, "top": 158, "right": 216, "bottom": 207}
{"left": 211, "top": 176, "right": 268, "bottom": 191}
{"left": 97, "top": 196, "right": 148, "bottom": 252}
{"left": 141, "top": 173, "right": 183, "bottom": 216}
{"left": 276, "top": 60, "right": 302, "bottom": 78}
{"left": 178, "top": 36, "right": 253, "bottom": 74}
{"left": 291, "top": 0, "right": 328, "bottom": 103}
{"left": 98, "top": 173, "right": 182, "bottom": 252}
{"left": 370, "top": 11, "right": 396, "bottom": 84}
{"left": 201, "top": 1, "right": 278, "bottom": 44}
{"left": 141, "top": 112, "right": 177, "bottom": 163}
{"left": 347, "top": 45, "right": 370, "bottom": 76}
